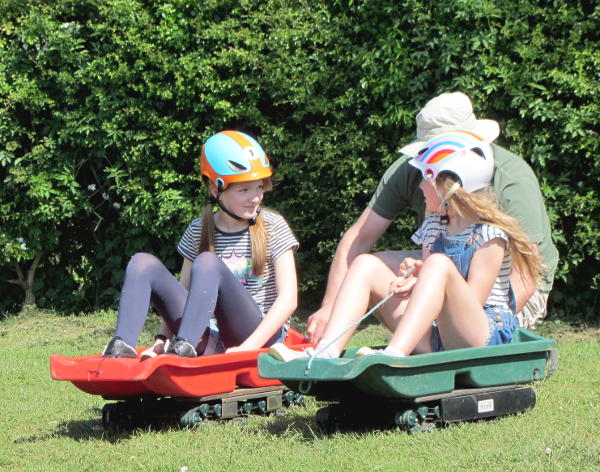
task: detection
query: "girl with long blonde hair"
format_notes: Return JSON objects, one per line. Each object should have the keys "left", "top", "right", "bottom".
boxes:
{"left": 271, "top": 130, "right": 541, "bottom": 361}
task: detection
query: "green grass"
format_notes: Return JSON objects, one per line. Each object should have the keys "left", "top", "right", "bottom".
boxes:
{"left": 0, "top": 309, "right": 598, "bottom": 472}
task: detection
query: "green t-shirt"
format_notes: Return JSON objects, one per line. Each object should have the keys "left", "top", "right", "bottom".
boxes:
{"left": 368, "top": 144, "right": 558, "bottom": 291}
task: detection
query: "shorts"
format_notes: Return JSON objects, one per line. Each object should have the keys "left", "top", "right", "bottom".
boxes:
{"left": 516, "top": 289, "right": 550, "bottom": 330}
{"left": 430, "top": 305, "right": 518, "bottom": 352}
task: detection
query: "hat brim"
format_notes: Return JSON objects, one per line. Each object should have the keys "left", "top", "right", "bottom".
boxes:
{"left": 398, "top": 119, "right": 500, "bottom": 157}
{"left": 398, "top": 140, "right": 426, "bottom": 157}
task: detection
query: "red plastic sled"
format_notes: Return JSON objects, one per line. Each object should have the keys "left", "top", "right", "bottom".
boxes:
{"left": 50, "top": 329, "right": 311, "bottom": 399}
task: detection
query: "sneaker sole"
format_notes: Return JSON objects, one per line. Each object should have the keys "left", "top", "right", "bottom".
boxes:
{"left": 268, "top": 343, "right": 307, "bottom": 362}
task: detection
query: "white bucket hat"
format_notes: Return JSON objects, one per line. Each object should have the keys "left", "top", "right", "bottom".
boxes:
{"left": 399, "top": 92, "right": 500, "bottom": 156}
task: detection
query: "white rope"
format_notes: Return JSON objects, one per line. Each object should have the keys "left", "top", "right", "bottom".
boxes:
{"left": 304, "top": 265, "right": 416, "bottom": 374}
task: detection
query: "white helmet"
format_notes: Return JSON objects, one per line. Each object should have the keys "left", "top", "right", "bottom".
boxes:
{"left": 408, "top": 131, "right": 495, "bottom": 193}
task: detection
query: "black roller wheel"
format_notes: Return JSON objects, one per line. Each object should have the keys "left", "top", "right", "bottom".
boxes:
{"left": 315, "top": 406, "right": 340, "bottom": 434}
{"left": 102, "top": 403, "right": 127, "bottom": 431}
{"left": 101, "top": 401, "right": 144, "bottom": 431}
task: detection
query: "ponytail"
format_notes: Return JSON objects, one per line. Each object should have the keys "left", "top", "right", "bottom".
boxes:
{"left": 198, "top": 204, "right": 216, "bottom": 254}
{"left": 249, "top": 211, "right": 268, "bottom": 277}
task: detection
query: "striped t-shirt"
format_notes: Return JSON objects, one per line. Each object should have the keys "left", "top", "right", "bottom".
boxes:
{"left": 412, "top": 215, "right": 512, "bottom": 309}
{"left": 177, "top": 209, "right": 299, "bottom": 324}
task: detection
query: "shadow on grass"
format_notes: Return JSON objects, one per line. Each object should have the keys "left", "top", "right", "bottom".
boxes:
{"left": 258, "top": 412, "right": 323, "bottom": 440}
{"left": 245, "top": 404, "right": 404, "bottom": 439}
{"left": 13, "top": 408, "right": 181, "bottom": 444}
{"left": 14, "top": 420, "right": 129, "bottom": 444}
{"left": 14, "top": 407, "right": 400, "bottom": 445}
{"left": 255, "top": 413, "right": 403, "bottom": 439}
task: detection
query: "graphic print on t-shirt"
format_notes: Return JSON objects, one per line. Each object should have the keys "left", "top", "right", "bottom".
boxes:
{"left": 221, "top": 249, "right": 253, "bottom": 284}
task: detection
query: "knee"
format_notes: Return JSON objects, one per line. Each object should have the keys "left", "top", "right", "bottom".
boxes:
{"left": 191, "top": 251, "right": 222, "bottom": 275}
{"left": 422, "top": 253, "right": 455, "bottom": 273}
{"left": 126, "top": 252, "right": 162, "bottom": 276}
{"left": 351, "top": 254, "right": 381, "bottom": 273}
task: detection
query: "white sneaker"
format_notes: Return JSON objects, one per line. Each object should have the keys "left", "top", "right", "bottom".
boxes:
{"left": 355, "top": 346, "right": 382, "bottom": 357}
{"left": 268, "top": 343, "right": 311, "bottom": 362}
{"left": 355, "top": 346, "right": 406, "bottom": 358}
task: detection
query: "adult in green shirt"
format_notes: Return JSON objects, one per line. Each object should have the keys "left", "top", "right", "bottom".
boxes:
{"left": 307, "top": 92, "right": 558, "bottom": 343}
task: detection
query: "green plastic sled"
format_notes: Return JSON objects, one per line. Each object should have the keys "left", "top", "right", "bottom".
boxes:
{"left": 258, "top": 328, "right": 556, "bottom": 402}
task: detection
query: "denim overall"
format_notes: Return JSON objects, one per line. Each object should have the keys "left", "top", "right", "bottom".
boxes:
{"left": 429, "top": 224, "right": 518, "bottom": 352}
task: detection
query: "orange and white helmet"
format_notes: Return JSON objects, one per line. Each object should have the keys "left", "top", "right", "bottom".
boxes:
{"left": 408, "top": 131, "right": 495, "bottom": 193}
{"left": 200, "top": 130, "right": 272, "bottom": 190}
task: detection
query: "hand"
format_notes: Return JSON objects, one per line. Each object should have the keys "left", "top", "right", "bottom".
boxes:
{"left": 389, "top": 258, "right": 422, "bottom": 299}
{"left": 140, "top": 341, "right": 165, "bottom": 359}
{"left": 306, "top": 306, "right": 331, "bottom": 344}
{"left": 389, "top": 275, "right": 418, "bottom": 299}
{"left": 398, "top": 257, "right": 423, "bottom": 278}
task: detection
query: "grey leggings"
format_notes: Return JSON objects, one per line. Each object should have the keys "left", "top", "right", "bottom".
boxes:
{"left": 114, "top": 252, "right": 281, "bottom": 349}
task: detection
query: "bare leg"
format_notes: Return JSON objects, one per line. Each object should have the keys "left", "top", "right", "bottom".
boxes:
{"left": 320, "top": 254, "right": 407, "bottom": 353}
{"left": 389, "top": 253, "right": 489, "bottom": 354}
{"left": 269, "top": 251, "right": 427, "bottom": 363}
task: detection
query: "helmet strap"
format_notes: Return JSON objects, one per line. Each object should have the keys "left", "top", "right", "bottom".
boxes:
{"left": 213, "top": 189, "right": 259, "bottom": 226}
{"left": 437, "top": 181, "right": 461, "bottom": 214}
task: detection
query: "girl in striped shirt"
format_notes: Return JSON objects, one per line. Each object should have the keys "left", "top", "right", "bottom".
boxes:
{"left": 103, "top": 131, "right": 298, "bottom": 358}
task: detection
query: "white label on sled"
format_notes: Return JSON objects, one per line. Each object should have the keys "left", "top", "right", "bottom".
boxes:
{"left": 478, "top": 399, "right": 494, "bottom": 413}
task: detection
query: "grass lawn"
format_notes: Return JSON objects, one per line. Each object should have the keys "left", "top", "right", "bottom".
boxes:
{"left": 0, "top": 308, "right": 598, "bottom": 472}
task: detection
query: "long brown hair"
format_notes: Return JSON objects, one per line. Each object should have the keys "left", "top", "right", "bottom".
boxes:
{"left": 437, "top": 174, "right": 543, "bottom": 286}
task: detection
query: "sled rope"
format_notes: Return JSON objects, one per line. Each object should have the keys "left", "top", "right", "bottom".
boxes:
{"left": 305, "top": 265, "right": 416, "bottom": 375}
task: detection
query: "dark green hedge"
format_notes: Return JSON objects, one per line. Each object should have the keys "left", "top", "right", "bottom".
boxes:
{"left": 1, "top": 0, "right": 598, "bottom": 320}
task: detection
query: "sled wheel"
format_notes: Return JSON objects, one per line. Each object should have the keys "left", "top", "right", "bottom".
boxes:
{"left": 101, "top": 403, "right": 113, "bottom": 430}
{"left": 282, "top": 391, "right": 295, "bottom": 407}
{"left": 240, "top": 401, "right": 254, "bottom": 415}
{"left": 102, "top": 401, "right": 144, "bottom": 431}
{"left": 179, "top": 410, "right": 203, "bottom": 428}
{"left": 293, "top": 393, "right": 305, "bottom": 406}
{"left": 180, "top": 403, "right": 212, "bottom": 428}
{"left": 315, "top": 406, "right": 340, "bottom": 434}
{"left": 282, "top": 391, "right": 305, "bottom": 408}
{"left": 102, "top": 403, "right": 125, "bottom": 431}
{"left": 394, "top": 409, "right": 423, "bottom": 433}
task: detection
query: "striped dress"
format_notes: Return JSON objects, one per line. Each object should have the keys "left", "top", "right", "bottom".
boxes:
{"left": 412, "top": 215, "right": 512, "bottom": 310}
